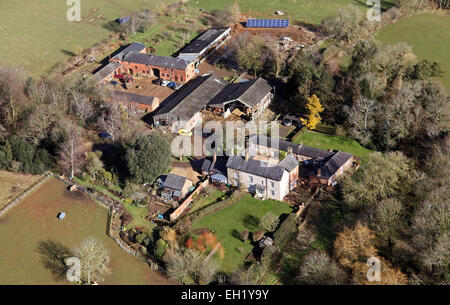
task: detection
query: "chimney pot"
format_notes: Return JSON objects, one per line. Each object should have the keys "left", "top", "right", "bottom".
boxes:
{"left": 245, "top": 151, "right": 250, "bottom": 161}
{"left": 317, "top": 168, "right": 321, "bottom": 176}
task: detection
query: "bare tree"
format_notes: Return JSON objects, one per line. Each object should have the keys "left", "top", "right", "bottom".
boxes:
{"left": 59, "top": 123, "right": 84, "bottom": 179}
{"left": 73, "top": 237, "right": 111, "bottom": 284}
{"left": 70, "top": 91, "right": 93, "bottom": 124}
{"left": 297, "top": 251, "right": 347, "bottom": 285}
{"left": 98, "top": 104, "right": 123, "bottom": 142}
{"left": 345, "top": 95, "right": 377, "bottom": 145}
{"left": 0, "top": 65, "right": 27, "bottom": 129}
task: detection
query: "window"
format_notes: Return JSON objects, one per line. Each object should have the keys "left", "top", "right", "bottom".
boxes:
{"left": 261, "top": 180, "right": 264, "bottom": 185}
{"left": 270, "top": 190, "right": 275, "bottom": 197}
{"left": 248, "top": 176, "right": 253, "bottom": 183}
{"left": 270, "top": 181, "right": 275, "bottom": 188}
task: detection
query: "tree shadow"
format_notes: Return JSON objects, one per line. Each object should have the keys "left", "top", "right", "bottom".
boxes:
{"left": 37, "top": 239, "right": 73, "bottom": 281}
{"left": 61, "top": 49, "right": 77, "bottom": 57}
{"left": 243, "top": 214, "right": 259, "bottom": 230}
{"left": 231, "top": 229, "right": 242, "bottom": 241}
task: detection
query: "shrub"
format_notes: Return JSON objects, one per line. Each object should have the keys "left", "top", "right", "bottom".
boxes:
{"left": 154, "top": 239, "right": 167, "bottom": 259}
{"left": 252, "top": 230, "right": 265, "bottom": 242}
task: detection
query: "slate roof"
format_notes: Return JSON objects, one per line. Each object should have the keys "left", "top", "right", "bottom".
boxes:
{"left": 277, "top": 155, "right": 299, "bottom": 172}
{"left": 94, "top": 61, "right": 121, "bottom": 81}
{"left": 318, "top": 151, "right": 353, "bottom": 179}
{"left": 248, "top": 135, "right": 353, "bottom": 180}
{"left": 208, "top": 78, "right": 272, "bottom": 108}
{"left": 122, "top": 51, "right": 191, "bottom": 70}
{"left": 226, "top": 156, "right": 286, "bottom": 181}
{"left": 179, "top": 27, "right": 230, "bottom": 54}
{"left": 154, "top": 74, "right": 228, "bottom": 121}
{"left": 249, "top": 135, "right": 334, "bottom": 159}
{"left": 109, "top": 90, "right": 157, "bottom": 106}
{"left": 112, "top": 42, "right": 146, "bottom": 60}
{"left": 164, "top": 174, "right": 188, "bottom": 191}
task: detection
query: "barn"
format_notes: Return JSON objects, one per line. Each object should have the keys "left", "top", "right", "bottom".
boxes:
{"left": 177, "top": 27, "right": 231, "bottom": 67}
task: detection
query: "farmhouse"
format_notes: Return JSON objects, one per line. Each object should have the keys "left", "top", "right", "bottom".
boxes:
{"left": 108, "top": 91, "right": 160, "bottom": 112}
{"left": 177, "top": 27, "right": 231, "bottom": 67}
{"left": 226, "top": 153, "right": 299, "bottom": 201}
{"left": 153, "top": 74, "right": 273, "bottom": 131}
{"left": 96, "top": 42, "right": 196, "bottom": 84}
{"left": 248, "top": 135, "right": 354, "bottom": 186}
{"left": 161, "top": 173, "right": 193, "bottom": 202}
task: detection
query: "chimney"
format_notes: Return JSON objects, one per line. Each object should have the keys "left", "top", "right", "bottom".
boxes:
{"left": 245, "top": 151, "right": 250, "bottom": 161}
{"left": 300, "top": 141, "right": 303, "bottom": 146}
{"left": 316, "top": 168, "right": 321, "bottom": 176}
{"left": 287, "top": 146, "right": 293, "bottom": 155}
{"left": 213, "top": 151, "right": 217, "bottom": 163}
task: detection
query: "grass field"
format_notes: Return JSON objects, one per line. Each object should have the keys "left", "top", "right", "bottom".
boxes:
{"left": 0, "top": 171, "right": 41, "bottom": 209}
{"left": 0, "top": 178, "right": 173, "bottom": 284}
{"left": 292, "top": 131, "right": 372, "bottom": 163}
{"left": 192, "top": 194, "right": 293, "bottom": 274}
{"left": 377, "top": 13, "right": 450, "bottom": 89}
{"left": 187, "top": 0, "right": 396, "bottom": 25}
{"left": 0, "top": 0, "right": 172, "bottom": 76}
{"left": 188, "top": 188, "right": 225, "bottom": 215}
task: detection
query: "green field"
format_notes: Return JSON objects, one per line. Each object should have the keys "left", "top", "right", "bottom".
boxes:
{"left": 293, "top": 131, "right": 372, "bottom": 163}
{"left": 192, "top": 194, "right": 293, "bottom": 273}
{"left": 377, "top": 13, "right": 450, "bottom": 89}
{"left": 0, "top": 178, "right": 172, "bottom": 284}
{"left": 187, "top": 0, "right": 396, "bottom": 25}
{"left": 0, "top": 0, "right": 172, "bottom": 76}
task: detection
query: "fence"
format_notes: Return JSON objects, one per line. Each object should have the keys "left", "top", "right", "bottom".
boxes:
{"left": 169, "top": 179, "right": 209, "bottom": 222}
{"left": 0, "top": 172, "right": 53, "bottom": 218}
{"left": 53, "top": 175, "right": 161, "bottom": 271}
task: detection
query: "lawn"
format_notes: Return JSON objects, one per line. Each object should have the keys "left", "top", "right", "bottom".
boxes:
{"left": 292, "top": 130, "right": 372, "bottom": 163}
{"left": 0, "top": 170, "right": 41, "bottom": 209}
{"left": 377, "top": 13, "right": 450, "bottom": 90}
{"left": 192, "top": 194, "right": 293, "bottom": 274}
{"left": 187, "top": 0, "right": 396, "bottom": 25}
{"left": 0, "top": 0, "right": 175, "bottom": 76}
{"left": 188, "top": 188, "right": 225, "bottom": 215}
{"left": 0, "top": 178, "right": 172, "bottom": 284}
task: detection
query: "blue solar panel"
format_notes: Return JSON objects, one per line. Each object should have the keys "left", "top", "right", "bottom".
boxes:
{"left": 246, "top": 19, "right": 289, "bottom": 28}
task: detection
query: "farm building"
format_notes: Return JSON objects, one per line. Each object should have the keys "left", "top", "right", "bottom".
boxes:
{"left": 95, "top": 42, "right": 196, "bottom": 84}
{"left": 108, "top": 91, "right": 160, "bottom": 112}
{"left": 177, "top": 27, "right": 231, "bottom": 67}
{"left": 93, "top": 61, "right": 121, "bottom": 84}
{"left": 153, "top": 74, "right": 274, "bottom": 131}
{"left": 161, "top": 173, "right": 193, "bottom": 202}
{"left": 248, "top": 135, "right": 355, "bottom": 186}
{"left": 153, "top": 75, "right": 228, "bottom": 131}
{"left": 246, "top": 19, "right": 289, "bottom": 28}
{"left": 207, "top": 78, "right": 273, "bottom": 119}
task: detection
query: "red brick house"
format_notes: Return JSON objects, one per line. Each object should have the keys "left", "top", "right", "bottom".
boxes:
{"left": 94, "top": 42, "right": 196, "bottom": 84}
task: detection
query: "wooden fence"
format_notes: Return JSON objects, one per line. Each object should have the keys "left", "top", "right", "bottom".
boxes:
{"left": 169, "top": 179, "right": 209, "bottom": 222}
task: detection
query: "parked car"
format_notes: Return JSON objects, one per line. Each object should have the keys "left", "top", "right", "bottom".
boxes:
{"left": 152, "top": 78, "right": 162, "bottom": 85}
{"left": 99, "top": 132, "right": 112, "bottom": 139}
{"left": 110, "top": 80, "right": 118, "bottom": 87}
{"left": 178, "top": 128, "right": 193, "bottom": 136}
{"left": 167, "top": 82, "right": 176, "bottom": 88}
{"left": 195, "top": 68, "right": 200, "bottom": 74}
{"left": 114, "top": 73, "right": 124, "bottom": 79}
{"left": 173, "top": 83, "right": 183, "bottom": 90}
{"left": 161, "top": 80, "right": 170, "bottom": 87}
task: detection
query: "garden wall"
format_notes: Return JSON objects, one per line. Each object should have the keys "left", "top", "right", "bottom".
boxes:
{"left": 0, "top": 172, "right": 52, "bottom": 218}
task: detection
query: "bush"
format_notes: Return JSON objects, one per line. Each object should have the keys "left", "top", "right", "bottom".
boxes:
{"left": 154, "top": 239, "right": 167, "bottom": 259}
{"left": 252, "top": 230, "right": 265, "bottom": 242}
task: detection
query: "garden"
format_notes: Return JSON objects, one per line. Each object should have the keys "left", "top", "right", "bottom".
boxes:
{"left": 191, "top": 194, "right": 293, "bottom": 274}
{"left": 0, "top": 178, "right": 172, "bottom": 284}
